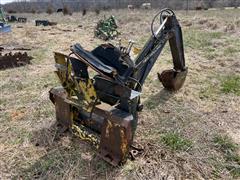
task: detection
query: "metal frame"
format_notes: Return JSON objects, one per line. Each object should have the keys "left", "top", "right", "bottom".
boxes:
{"left": 50, "top": 9, "right": 188, "bottom": 166}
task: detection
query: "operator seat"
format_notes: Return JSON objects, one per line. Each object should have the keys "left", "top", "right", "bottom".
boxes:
{"left": 71, "top": 43, "right": 133, "bottom": 81}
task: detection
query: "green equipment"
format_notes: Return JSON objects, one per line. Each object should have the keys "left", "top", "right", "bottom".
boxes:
{"left": 94, "top": 15, "right": 120, "bottom": 40}
{"left": 0, "top": 6, "right": 6, "bottom": 22}
{"left": 0, "top": 6, "right": 11, "bottom": 33}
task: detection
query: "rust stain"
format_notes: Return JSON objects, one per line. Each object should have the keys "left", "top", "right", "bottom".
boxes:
{"left": 105, "top": 120, "right": 112, "bottom": 138}
{"left": 120, "top": 128, "right": 128, "bottom": 155}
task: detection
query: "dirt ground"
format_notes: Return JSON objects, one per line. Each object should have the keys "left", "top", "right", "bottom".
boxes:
{"left": 0, "top": 9, "right": 240, "bottom": 179}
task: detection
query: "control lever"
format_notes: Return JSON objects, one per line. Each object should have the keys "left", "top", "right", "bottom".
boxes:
{"left": 118, "top": 38, "right": 122, "bottom": 49}
{"left": 126, "top": 40, "right": 135, "bottom": 54}
{"left": 118, "top": 38, "right": 127, "bottom": 54}
{"left": 118, "top": 39, "right": 135, "bottom": 55}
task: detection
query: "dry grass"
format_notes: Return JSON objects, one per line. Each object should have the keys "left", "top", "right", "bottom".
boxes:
{"left": 0, "top": 9, "right": 240, "bottom": 179}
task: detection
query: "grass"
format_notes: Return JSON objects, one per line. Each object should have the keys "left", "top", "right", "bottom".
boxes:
{"left": 213, "top": 135, "right": 240, "bottom": 177}
{"left": 21, "top": 147, "right": 87, "bottom": 178}
{"left": 224, "top": 46, "right": 239, "bottom": 56}
{"left": 199, "top": 75, "right": 240, "bottom": 99}
{"left": 213, "top": 135, "right": 238, "bottom": 152}
{"left": 0, "top": 9, "right": 240, "bottom": 179}
{"left": 184, "top": 29, "right": 223, "bottom": 50}
{"left": 199, "top": 82, "right": 218, "bottom": 100}
{"left": 183, "top": 29, "right": 225, "bottom": 60}
{"left": 221, "top": 75, "right": 240, "bottom": 96}
{"left": 161, "top": 132, "right": 192, "bottom": 151}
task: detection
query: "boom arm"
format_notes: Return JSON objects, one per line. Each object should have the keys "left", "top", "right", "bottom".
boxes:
{"left": 49, "top": 8, "right": 188, "bottom": 166}
{"left": 133, "top": 10, "right": 187, "bottom": 91}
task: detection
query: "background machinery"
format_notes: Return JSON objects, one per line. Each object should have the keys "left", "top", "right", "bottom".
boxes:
{"left": 94, "top": 15, "right": 119, "bottom": 40}
{"left": 0, "top": 6, "right": 11, "bottom": 33}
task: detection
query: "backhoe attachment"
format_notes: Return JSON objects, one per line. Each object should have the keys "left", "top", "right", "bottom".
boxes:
{"left": 158, "top": 69, "right": 188, "bottom": 91}
{"left": 50, "top": 9, "right": 187, "bottom": 166}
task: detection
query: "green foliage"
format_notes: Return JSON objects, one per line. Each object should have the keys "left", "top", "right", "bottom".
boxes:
{"left": 213, "top": 135, "right": 237, "bottom": 152}
{"left": 221, "top": 75, "right": 240, "bottom": 96}
{"left": 199, "top": 83, "right": 218, "bottom": 100}
{"left": 161, "top": 132, "right": 192, "bottom": 151}
{"left": 184, "top": 29, "right": 224, "bottom": 60}
{"left": 200, "top": 75, "right": 240, "bottom": 100}
{"left": 184, "top": 30, "right": 222, "bottom": 50}
{"left": 224, "top": 46, "right": 238, "bottom": 55}
{"left": 94, "top": 16, "right": 120, "bottom": 41}
{"left": 213, "top": 135, "right": 240, "bottom": 177}
{"left": 0, "top": 7, "right": 6, "bottom": 22}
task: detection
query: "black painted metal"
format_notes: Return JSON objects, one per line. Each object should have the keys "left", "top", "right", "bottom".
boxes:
{"left": 51, "top": 9, "right": 188, "bottom": 166}
{"left": 133, "top": 15, "right": 186, "bottom": 91}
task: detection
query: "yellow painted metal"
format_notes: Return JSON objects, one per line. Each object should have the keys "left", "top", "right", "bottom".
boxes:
{"left": 54, "top": 52, "right": 75, "bottom": 96}
{"left": 72, "top": 124, "right": 99, "bottom": 149}
{"left": 54, "top": 52, "right": 97, "bottom": 111}
{"left": 120, "top": 128, "right": 128, "bottom": 156}
{"left": 78, "top": 78, "right": 97, "bottom": 105}
{"left": 133, "top": 47, "right": 141, "bottom": 55}
{"left": 54, "top": 52, "right": 66, "bottom": 64}
{"left": 53, "top": 52, "right": 100, "bottom": 148}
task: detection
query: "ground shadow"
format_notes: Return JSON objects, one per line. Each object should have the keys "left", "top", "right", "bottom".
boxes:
{"left": 30, "top": 122, "right": 69, "bottom": 148}
{"left": 17, "top": 122, "right": 119, "bottom": 179}
{"left": 144, "top": 88, "right": 174, "bottom": 109}
{"left": 16, "top": 89, "right": 174, "bottom": 179}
